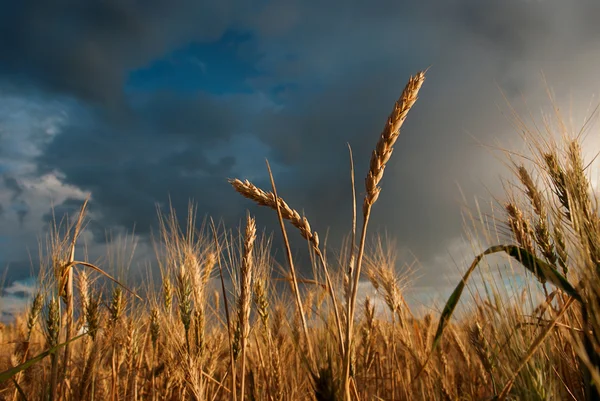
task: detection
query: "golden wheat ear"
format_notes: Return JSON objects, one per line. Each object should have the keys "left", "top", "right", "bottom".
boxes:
{"left": 364, "top": 71, "right": 426, "bottom": 211}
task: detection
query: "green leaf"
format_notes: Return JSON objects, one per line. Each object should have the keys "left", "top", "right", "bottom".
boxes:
{"left": 502, "top": 245, "right": 581, "bottom": 301}
{"left": 412, "top": 244, "right": 580, "bottom": 383}
{"left": 0, "top": 332, "right": 88, "bottom": 383}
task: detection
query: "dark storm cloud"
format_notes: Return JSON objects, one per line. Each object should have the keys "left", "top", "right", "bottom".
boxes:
{"left": 35, "top": 90, "right": 258, "bottom": 239}
{"left": 41, "top": 197, "right": 116, "bottom": 244}
{"left": 3, "top": 176, "right": 30, "bottom": 225}
{"left": 0, "top": 0, "right": 251, "bottom": 105}
{"left": 41, "top": 196, "right": 86, "bottom": 226}
{"left": 246, "top": 0, "right": 600, "bottom": 284}
{"left": 3, "top": 175, "right": 24, "bottom": 200}
{"left": 3, "top": 0, "right": 600, "bottom": 289}
{"left": 16, "top": 207, "right": 29, "bottom": 228}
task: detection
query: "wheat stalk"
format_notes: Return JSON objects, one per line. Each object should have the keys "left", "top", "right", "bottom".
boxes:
{"left": 239, "top": 214, "right": 256, "bottom": 399}
{"left": 12, "top": 292, "right": 43, "bottom": 401}
{"left": 229, "top": 177, "right": 345, "bottom": 355}
{"left": 343, "top": 70, "right": 426, "bottom": 400}
{"left": 209, "top": 219, "right": 237, "bottom": 401}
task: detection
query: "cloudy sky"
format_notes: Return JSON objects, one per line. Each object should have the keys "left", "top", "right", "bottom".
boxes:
{"left": 1, "top": 0, "right": 600, "bottom": 315}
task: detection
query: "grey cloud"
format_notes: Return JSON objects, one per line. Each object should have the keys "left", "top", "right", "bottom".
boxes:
{"left": 16, "top": 207, "right": 28, "bottom": 228}
{"left": 41, "top": 197, "right": 125, "bottom": 247}
{"left": 34, "top": 91, "right": 259, "bottom": 241}
{"left": 243, "top": 0, "right": 600, "bottom": 285}
{"left": 3, "top": 175, "right": 24, "bottom": 200}
{"left": 0, "top": 0, "right": 253, "bottom": 106}
{"left": 3, "top": 0, "right": 600, "bottom": 289}
{"left": 2, "top": 176, "right": 30, "bottom": 226}
{"left": 42, "top": 197, "right": 87, "bottom": 226}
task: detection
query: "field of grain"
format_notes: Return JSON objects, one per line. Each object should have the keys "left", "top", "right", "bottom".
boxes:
{"left": 0, "top": 71, "right": 599, "bottom": 401}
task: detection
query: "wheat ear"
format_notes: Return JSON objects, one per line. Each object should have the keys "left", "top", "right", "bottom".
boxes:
{"left": 229, "top": 179, "right": 319, "bottom": 248}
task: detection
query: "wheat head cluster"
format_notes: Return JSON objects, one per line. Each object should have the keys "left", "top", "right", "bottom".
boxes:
{"left": 1, "top": 71, "right": 600, "bottom": 401}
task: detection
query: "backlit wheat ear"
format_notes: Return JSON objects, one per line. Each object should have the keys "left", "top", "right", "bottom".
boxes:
{"left": 162, "top": 277, "right": 173, "bottom": 313}
{"left": 505, "top": 202, "right": 535, "bottom": 254}
{"left": 229, "top": 179, "right": 319, "bottom": 249}
{"left": 150, "top": 308, "right": 160, "bottom": 350}
{"left": 26, "top": 293, "right": 43, "bottom": 341}
{"left": 553, "top": 221, "right": 569, "bottom": 274}
{"left": 44, "top": 296, "right": 61, "bottom": 400}
{"left": 544, "top": 152, "right": 570, "bottom": 218}
{"left": 517, "top": 165, "right": 544, "bottom": 217}
{"left": 517, "top": 165, "right": 557, "bottom": 264}
{"left": 78, "top": 271, "right": 90, "bottom": 322}
{"left": 364, "top": 71, "right": 426, "bottom": 213}
{"left": 239, "top": 216, "right": 256, "bottom": 332}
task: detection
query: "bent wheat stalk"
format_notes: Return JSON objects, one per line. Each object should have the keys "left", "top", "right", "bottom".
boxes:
{"left": 264, "top": 161, "right": 315, "bottom": 366}
{"left": 229, "top": 177, "right": 345, "bottom": 356}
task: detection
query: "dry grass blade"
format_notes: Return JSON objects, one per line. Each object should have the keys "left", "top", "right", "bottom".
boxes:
{"left": 346, "top": 143, "right": 357, "bottom": 306}
{"left": 62, "top": 260, "right": 142, "bottom": 301}
{"left": 209, "top": 218, "right": 237, "bottom": 401}
{"left": 274, "top": 277, "right": 327, "bottom": 290}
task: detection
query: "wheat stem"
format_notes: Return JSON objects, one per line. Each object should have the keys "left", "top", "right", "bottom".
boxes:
{"left": 342, "top": 70, "right": 426, "bottom": 400}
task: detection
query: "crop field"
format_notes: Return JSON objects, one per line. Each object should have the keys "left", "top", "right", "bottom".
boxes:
{"left": 0, "top": 71, "right": 599, "bottom": 401}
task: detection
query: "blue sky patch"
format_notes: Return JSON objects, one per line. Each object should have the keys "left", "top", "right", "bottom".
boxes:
{"left": 126, "top": 30, "right": 263, "bottom": 96}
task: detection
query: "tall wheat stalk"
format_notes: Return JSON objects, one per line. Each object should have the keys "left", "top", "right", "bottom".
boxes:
{"left": 239, "top": 214, "right": 256, "bottom": 399}
{"left": 52, "top": 198, "right": 88, "bottom": 396}
{"left": 342, "top": 71, "right": 426, "bottom": 399}
{"left": 265, "top": 160, "right": 315, "bottom": 366}
{"left": 209, "top": 219, "right": 237, "bottom": 401}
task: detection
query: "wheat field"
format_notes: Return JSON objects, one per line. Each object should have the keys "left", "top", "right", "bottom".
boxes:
{"left": 0, "top": 71, "right": 599, "bottom": 401}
